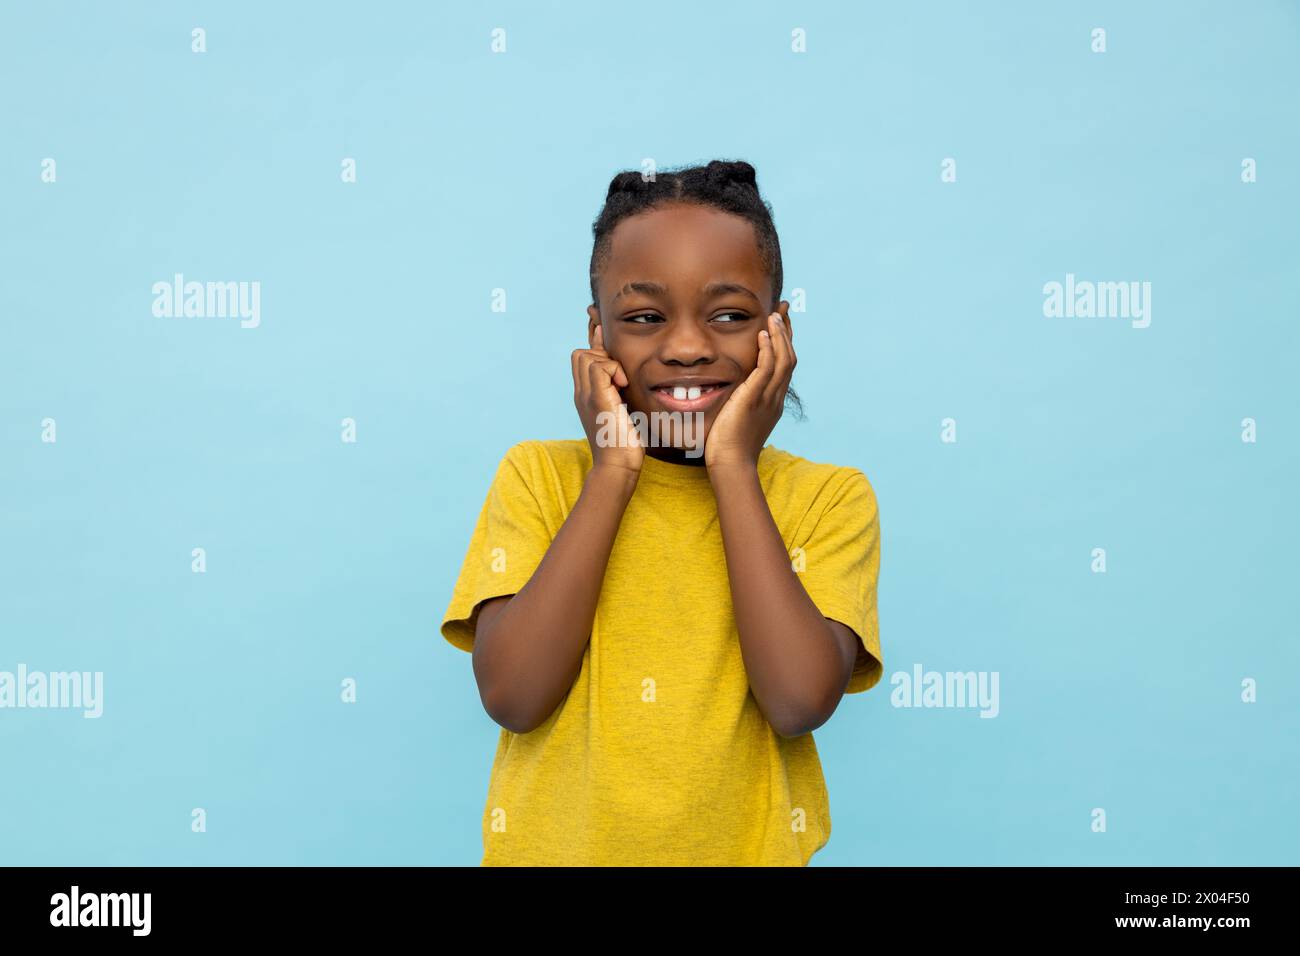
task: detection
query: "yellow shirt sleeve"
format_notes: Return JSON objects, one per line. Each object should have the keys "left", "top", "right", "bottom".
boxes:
{"left": 440, "top": 442, "right": 556, "bottom": 653}
{"left": 797, "top": 468, "right": 883, "bottom": 694}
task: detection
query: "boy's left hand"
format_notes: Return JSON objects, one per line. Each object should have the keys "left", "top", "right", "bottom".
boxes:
{"left": 704, "top": 311, "right": 795, "bottom": 471}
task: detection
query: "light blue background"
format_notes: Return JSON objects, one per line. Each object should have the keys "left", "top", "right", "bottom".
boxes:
{"left": 2, "top": 1, "right": 1297, "bottom": 865}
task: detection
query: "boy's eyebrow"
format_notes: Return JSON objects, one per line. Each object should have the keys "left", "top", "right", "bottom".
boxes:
{"left": 702, "top": 281, "right": 761, "bottom": 303}
{"left": 613, "top": 280, "right": 760, "bottom": 303}
{"left": 613, "top": 281, "right": 669, "bottom": 301}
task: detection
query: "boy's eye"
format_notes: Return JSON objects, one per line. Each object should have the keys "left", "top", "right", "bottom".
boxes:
{"left": 624, "top": 312, "right": 750, "bottom": 324}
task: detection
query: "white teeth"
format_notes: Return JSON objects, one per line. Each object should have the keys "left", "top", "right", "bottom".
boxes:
{"left": 666, "top": 385, "right": 712, "bottom": 400}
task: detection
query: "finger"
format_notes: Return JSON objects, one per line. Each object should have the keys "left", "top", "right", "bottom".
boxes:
{"left": 744, "top": 321, "right": 776, "bottom": 398}
{"left": 590, "top": 325, "right": 628, "bottom": 387}
{"left": 779, "top": 312, "right": 797, "bottom": 363}
{"left": 574, "top": 347, "right": 613, "bottom": 384}
{"left": 574, "top": 348, "right": 604, "bottom": 406}
{"left": 587, "top": 355, "right": 628, "bottom": 406}
{"left": 589, "top": 354, "right": 628, "bottom": 392}
{"left": 586, "top": 354, "right": 609, "bottom": 394}
{"left": 779, "top": 314, "right": 797, "bottom": 400}
{"left": 763, "top": 312, "right": 792, "bottom": 404}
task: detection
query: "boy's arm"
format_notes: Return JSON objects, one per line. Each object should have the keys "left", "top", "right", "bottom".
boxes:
{"left": 828, "top": 619, "right": 869, "bottom": 679}
{"left": 470, "top": 464, "right": 638, "bottom": 734}
{"left": 470, "top": 325, "right": 643, "bottom": 734}
{"left": 705, "top": 313, "right": 865, "bottom": 736}
{"left": 711, "top": 462, "right": 858, "bottom": 737}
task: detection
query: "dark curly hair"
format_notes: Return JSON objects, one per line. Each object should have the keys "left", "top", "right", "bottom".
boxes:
{"left": 588, "top": 159, "right": 803, "bottom": 420}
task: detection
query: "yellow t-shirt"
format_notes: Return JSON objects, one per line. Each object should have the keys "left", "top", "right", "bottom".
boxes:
{"left": 439, "top": 438, "right": 883, "bottom": 866}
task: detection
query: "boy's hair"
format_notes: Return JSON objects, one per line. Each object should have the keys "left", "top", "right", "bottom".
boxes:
{"left": 589, "top": 159, "right": 803, "bottom": 419}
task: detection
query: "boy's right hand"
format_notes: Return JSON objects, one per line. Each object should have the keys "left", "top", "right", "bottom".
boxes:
{"left": 572, "top": 324, "right": 645, "bottom": 476}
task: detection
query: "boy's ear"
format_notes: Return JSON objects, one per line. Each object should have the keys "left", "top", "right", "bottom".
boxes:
{"left": 586, "top": 304, "right": 600, "bottom": 349}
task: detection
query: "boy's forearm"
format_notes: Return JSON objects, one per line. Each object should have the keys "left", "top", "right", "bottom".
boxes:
{"left": 710, "top": 463, "right": 845, "bottom": 736}
{"left": 474, "top": 464, "right": 638, "bottom": 732}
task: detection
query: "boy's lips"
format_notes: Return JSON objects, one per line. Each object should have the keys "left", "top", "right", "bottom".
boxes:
{"left": 648, "top": 381, "right": 731, "bottom": 412}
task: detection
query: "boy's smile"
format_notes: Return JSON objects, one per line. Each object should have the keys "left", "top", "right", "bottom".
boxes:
{"left": 586, "top": 202, "right": 791, "bottom": 459}
{"left": 648, "top": 377, "right": 732, "bottom": 413}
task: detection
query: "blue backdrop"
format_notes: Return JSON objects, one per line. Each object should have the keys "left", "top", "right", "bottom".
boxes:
{"left": 2, "top": 0, "right": 1296, "bottom": 865}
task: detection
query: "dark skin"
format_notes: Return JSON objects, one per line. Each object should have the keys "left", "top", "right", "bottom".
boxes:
{"left": 471, "top": 201, "right": 870, "bottom": 737}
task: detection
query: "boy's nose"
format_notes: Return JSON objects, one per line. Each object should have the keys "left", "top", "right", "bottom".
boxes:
{"left": 658, "top": 318, "right": 716, "bottom": 365}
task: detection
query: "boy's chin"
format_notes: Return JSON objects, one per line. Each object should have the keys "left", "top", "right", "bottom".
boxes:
{"left": 641, "top": 426, "right": 711, "bottom": 461}
{"left": 647, "top": 444, "right": 708, "bottom": 463}
{"left": 612, "top": 405, "right": 713, "bottom": 459}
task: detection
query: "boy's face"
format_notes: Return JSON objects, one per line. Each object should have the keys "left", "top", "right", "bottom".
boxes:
{"left": 586, "top": 202, "right": 791, "bottom": 457}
